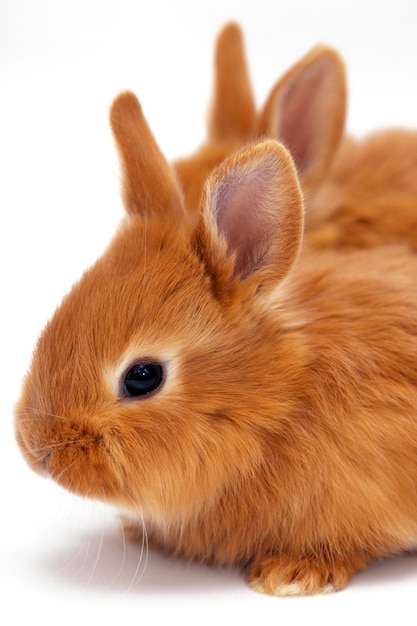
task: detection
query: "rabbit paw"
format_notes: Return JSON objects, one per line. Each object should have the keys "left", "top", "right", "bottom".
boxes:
{"left": 248, "top": 554, "right": 355, "bottom": 597}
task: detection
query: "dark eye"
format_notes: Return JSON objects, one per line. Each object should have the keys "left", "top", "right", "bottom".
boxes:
{"left": 123, "top": 363, "right": 164, "bottom": 398}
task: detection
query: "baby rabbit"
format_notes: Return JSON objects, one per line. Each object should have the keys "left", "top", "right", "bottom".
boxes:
{"left": 174, "top": 22, "right": 347, "bottom": 215}
{"left": 15, "top": 90, "right": 417, "bottom": 596}
{"left": 176, "top": 22, "right": 417, "bottom": 252}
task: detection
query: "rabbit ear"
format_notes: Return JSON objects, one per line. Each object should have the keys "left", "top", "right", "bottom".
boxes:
{"left": 208, "top": 22, "right": 256, "bottom": 142}
{"left": 258, "top": 46, "right": 347, "bottom": 192}
{"left": 199, "top": 140, "right": 304, "bottom": 293}
{"left": 110, "top": 91, "right": 184, "bottom": 218}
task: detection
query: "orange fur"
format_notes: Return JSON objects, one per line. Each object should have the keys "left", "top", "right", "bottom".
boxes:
{"left": 208, "top": 21, "right": 256, "bottom": 142}
{"left": 15, "top": 91, "right": 417, "bottom": 597}
{"left": 306, "top": 130, "right": 417, "bottom": 250}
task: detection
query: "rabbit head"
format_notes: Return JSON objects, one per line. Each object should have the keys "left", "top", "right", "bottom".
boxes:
{"left": 14, "top": 91, "right": 304, "bottom": 524}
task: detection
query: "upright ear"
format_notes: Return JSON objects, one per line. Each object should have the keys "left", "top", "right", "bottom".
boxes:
{"left": 258, "top": 46, "right": 347, "bottom": 192}
{"left": 208, "top": 22, "right": 256, "bottom": 142}
{"left": 110, "top": 91, "right": 184, "bottom": 218}
{"left": 199, "top": 140, "right": 304, "bottom": 294}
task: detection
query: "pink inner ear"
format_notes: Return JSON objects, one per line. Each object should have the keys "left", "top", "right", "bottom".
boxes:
{"left": 275, "top": 60, "right": 332, "bottom": 174}
{"left": 214, "top": 161, "right": 276, "bottom": 278}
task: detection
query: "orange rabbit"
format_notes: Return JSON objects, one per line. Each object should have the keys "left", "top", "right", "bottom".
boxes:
{"left": 15, "top": 91, "right": 417, "bottom": 596}
{"left": 175, "top": 23, "right": 417, "bottom": 251}
{"left": 174, "top": 22, "right": 347, "bottom": 216}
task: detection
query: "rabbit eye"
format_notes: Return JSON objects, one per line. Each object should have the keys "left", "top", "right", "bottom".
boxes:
{"left": 123, "top": 363, "right": 164, "bottom": 398}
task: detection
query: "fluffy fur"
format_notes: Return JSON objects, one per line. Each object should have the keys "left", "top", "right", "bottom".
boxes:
{"left": 15, "top": 91, "right": 417, "bottom": 596}
{"left": 306, "top": 129, "right": 417, "bottom": 250}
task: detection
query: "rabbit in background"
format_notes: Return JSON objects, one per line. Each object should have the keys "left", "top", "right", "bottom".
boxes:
{"left": 174, "top": 22, "right": 417, "bottom": 251}
{"left": 14, "top": 86, "right": 417, "bottom": 596}
{"left": 174, "top": 22, "right": 347, "bottom": 218}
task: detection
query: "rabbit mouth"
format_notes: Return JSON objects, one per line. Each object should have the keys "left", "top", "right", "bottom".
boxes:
{"left": 44, "top": 430, "right": 111, "bottom": 500}
{"left": 14, "top": 410, "right": 122, "bottom": 503}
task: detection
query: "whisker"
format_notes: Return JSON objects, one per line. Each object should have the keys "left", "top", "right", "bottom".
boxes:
{"left": 50, "top": 458, "right": 79, "bottom": 484}
{"left": 105, "top": 512, "right": 127, "bottom": 589}
{"left": 123, "top": 504, "right": 149, "bottom": 593}
{"left": 86, "top": 502, "right": 106, "bottom": 586}
{"left": 131, "top": 511, "right": 149, "bottom": 591}
{"left": 27, "top": 438, "right": 96, "bottom": 467}
{"left": 53, "top": 518, "right": 90, "bottom": 583}
{"left": 16, "top": 418, "right": 58, "bottom": 424}
{"left": 71, "top": 511, "right": 95, "bottom": 584}
{"left": 16, "top": 409, "right": 72, "bottom": 422}
{"left": 19, "top": 409, "right": 151, "bottom": 592}
{"left": 32, "top": 437, "right": 95, "bottom": 455}
{"left": 52, "top": 482, "right": 100, "bottom": 583}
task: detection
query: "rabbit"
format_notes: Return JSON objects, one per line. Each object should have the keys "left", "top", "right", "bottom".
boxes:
{"left": 15, "top": 90, "right": 417, "bottom": 597}
{"left": 175, "top": 22, "right": 417, "bottom": 252}
{"left": 173, "top": 22, "right": 347, "bottom": 216}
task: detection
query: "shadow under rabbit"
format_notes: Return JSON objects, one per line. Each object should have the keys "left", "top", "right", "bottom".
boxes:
{"left": 36, "top": 522, "right": 417, "bottom": 596}
{"left": 351, "top": 550, "right": 417, "bottom": 590}
{"left": 38, "top": 524, "right": 243, "bottom": 595}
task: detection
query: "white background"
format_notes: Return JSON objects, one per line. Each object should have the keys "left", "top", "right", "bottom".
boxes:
{"left": 2, "top": 0, "right": 417, "bottom": 623}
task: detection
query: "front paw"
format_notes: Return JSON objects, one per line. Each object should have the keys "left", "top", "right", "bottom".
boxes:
{"left": 248, "top": 554, "right": 358, "bottom": 597}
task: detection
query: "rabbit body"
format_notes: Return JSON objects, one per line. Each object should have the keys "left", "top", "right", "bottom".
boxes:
{"left": 307, "top": 129, "right": 417, "bottom": 251}
{"left": 121, "top": 241, "right": 417, "bottom": 597}
{"left": 14, "top": 91, "right": 417, "bottom": 596}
